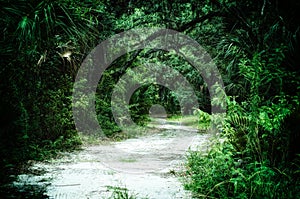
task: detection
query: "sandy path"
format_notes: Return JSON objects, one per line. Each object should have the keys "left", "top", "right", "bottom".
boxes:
{"left": 14, "top": 118, "right": 210, "bottom": 199}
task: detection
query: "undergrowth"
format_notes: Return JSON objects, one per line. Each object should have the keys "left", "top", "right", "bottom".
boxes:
{"left": 184, "top": 52, "right": 300, "bottom": 198}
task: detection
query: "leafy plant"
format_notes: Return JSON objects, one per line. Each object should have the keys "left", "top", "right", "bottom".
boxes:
{"left": 106, "top": 186, "right": 148, "bottom": 199}
{"left": 193, "top": 109, "right": 211, "bottom": 130}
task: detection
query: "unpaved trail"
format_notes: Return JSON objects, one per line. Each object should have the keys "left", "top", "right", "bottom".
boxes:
{"left": 14, "top": 118, "right": 210, "bottom": 199}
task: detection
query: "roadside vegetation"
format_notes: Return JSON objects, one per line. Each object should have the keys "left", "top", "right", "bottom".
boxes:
{"left": 0, "top": 0, "right": 299, "bottom": 198}
{"left": 167, "top": 111, "right": 211, "bottom": 131}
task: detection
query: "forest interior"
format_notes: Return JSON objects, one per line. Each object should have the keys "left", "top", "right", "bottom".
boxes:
{"left": 0, "top": 0, "right": 300, "bottom": 198}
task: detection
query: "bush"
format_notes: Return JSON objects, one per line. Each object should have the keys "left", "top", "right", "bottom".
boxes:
{"left": 185, "top": 140, "right": 300, "bottom": 198}
{"left": 184, "top": 52, "right": 300, "bottom": 198}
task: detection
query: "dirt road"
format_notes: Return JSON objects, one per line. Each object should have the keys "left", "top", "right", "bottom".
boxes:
{"left": 14, "top": 118, "right": 210, "bottom": 199}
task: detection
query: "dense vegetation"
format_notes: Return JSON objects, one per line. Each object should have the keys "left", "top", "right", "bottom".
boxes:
{"left": 0, "top": 0, "right": 299, "bottom": 198}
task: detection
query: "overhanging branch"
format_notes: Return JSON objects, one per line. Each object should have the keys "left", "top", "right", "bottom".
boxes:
{"left": 178, "top": 12, "right": 224, "bottom": 32}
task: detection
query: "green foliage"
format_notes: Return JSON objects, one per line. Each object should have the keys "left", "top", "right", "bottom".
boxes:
{"left": 193, "top": 109, "right": 211, "bottom": 130}
{"left": 0, "top": 0, "right": 109, "bottom": 186}
{"left": 185, "top": 48, "right": 300, "bottom": 198}
{"left": 185, "top": 141, "right": 300, "bottom": 198}
{"left": 183, "top": 0, "right": 300, "bottom": 197}
{"left": 1, "top": 0, "right": 299, "bottom": 197}
{"left": 106, "top": 186, "right": 148, "bottom": 199}
{"left": 1, "top": 0, "right": 102, "bottom": 52}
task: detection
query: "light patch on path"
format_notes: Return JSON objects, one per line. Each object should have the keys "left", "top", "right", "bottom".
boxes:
{"left": 14, "top": 118, "right": 210, "bottom": 199}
